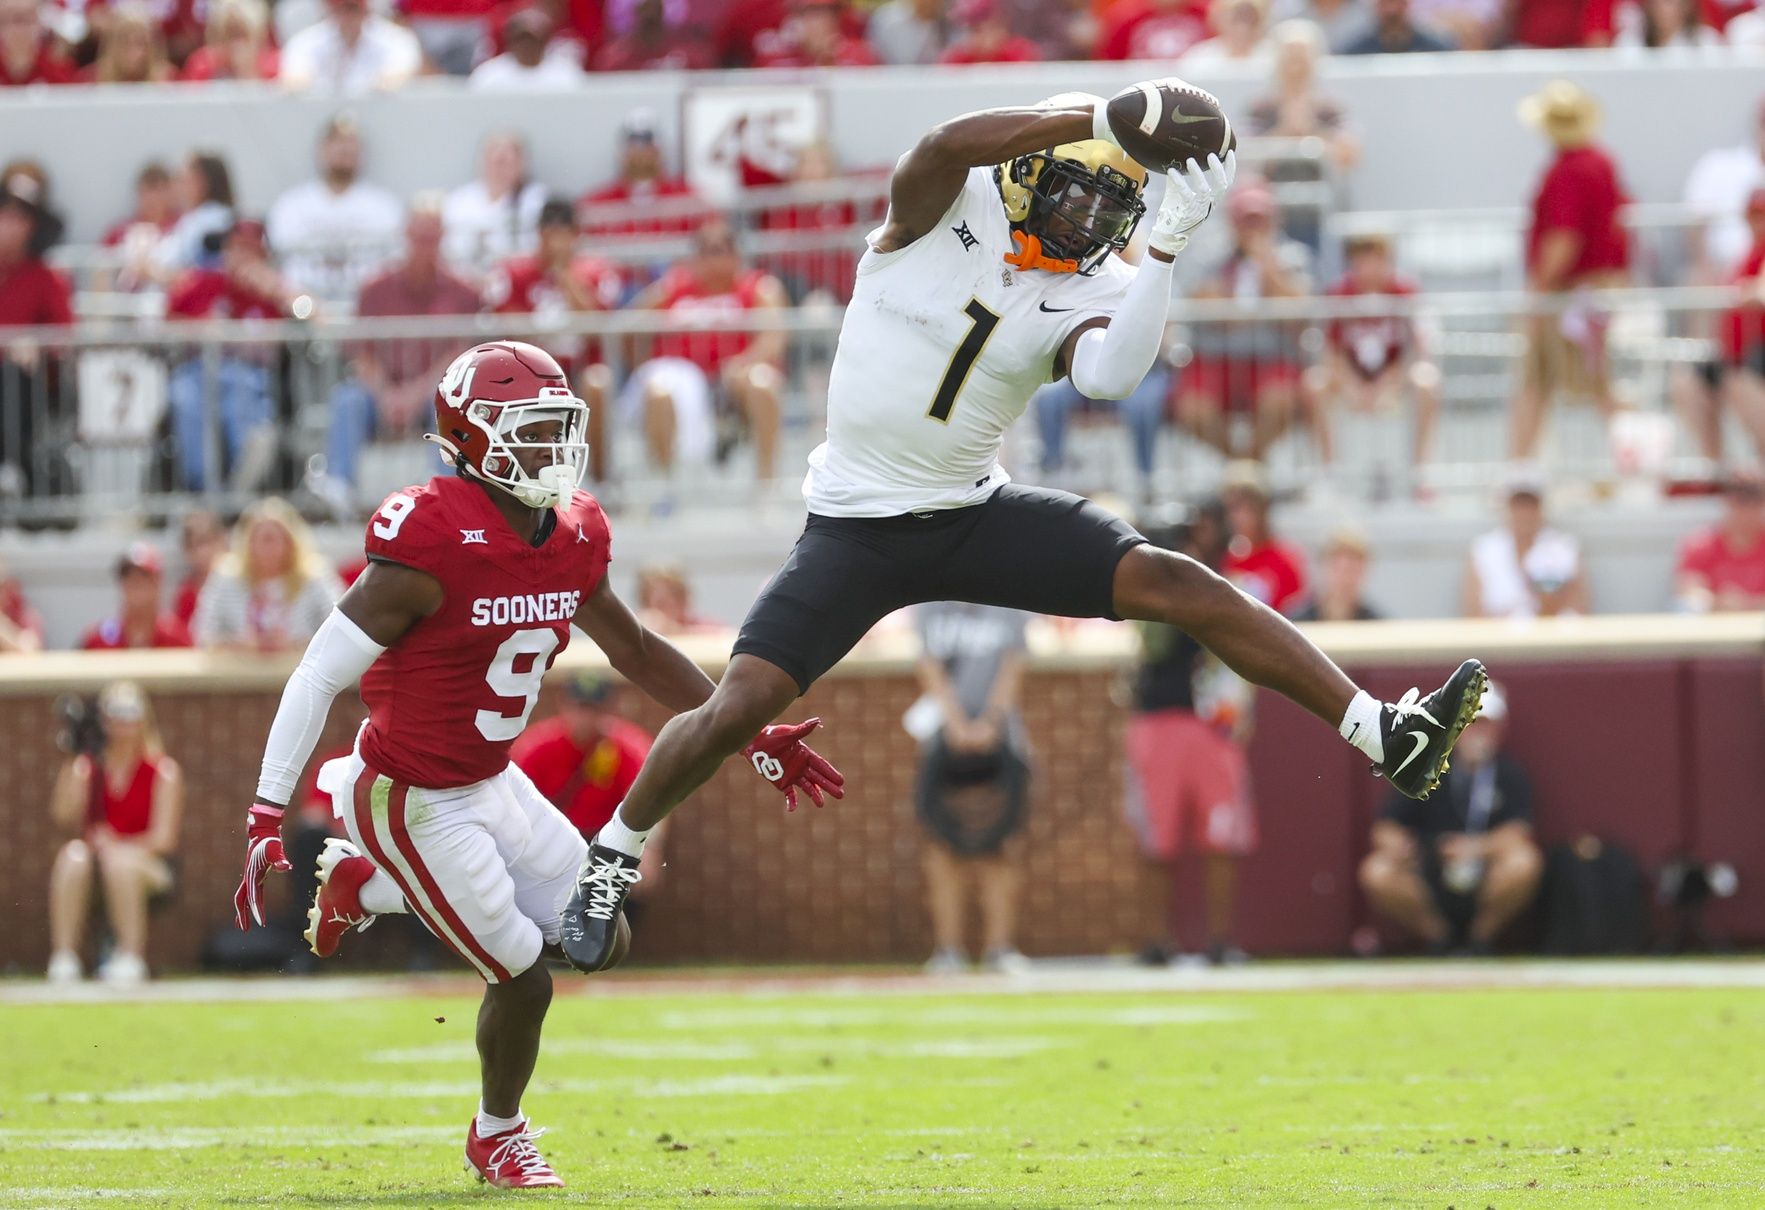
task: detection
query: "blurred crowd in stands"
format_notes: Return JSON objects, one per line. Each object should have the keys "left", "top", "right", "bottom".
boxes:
{"left": 6, "top": 0, "right": 1765, "bottom": 90}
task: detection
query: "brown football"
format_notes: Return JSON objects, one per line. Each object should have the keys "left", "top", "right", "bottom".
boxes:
{"left": 1104, "top": 78, "right": 1237, "bottom": 174}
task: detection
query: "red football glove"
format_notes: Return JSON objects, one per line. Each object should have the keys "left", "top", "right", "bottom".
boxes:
{"left": 233, "top": 803, "right": 291, "bottom": 930}
{"left": 743, "top": 717, "right": 846, "bottom": 813}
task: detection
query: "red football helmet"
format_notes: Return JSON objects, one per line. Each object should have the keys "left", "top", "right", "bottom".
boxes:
{"left": 428, "top": 341, "right": 589, "bottom": 509}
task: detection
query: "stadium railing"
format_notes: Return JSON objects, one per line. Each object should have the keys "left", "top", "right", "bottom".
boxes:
{"left": 0, "top": 283, "right": 1749, "bottom": 526}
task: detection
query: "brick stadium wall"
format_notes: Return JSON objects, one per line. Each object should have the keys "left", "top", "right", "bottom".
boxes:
{"left": 4, "top": 640, "right": 1763, "bottom": 976}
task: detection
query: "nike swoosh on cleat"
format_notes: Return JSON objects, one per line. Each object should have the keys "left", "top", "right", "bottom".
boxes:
{"left": 1393, "top": 730, "right": 1431, "bottom": 776}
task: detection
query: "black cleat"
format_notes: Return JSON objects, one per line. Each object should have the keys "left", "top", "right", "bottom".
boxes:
{"left": 1376, "top": 659, "right": 1488, "bottom": 799}
{"left": 558, "top": 843, "right": 641, "bottom": 973}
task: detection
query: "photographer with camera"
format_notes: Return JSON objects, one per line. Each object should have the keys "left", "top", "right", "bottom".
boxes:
{"left": 46, "top": 681, "right": 183, "bottom": 986}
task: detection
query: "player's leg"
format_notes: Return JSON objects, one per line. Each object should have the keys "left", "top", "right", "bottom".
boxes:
{"left": 948, "top": 486, "right": 1483, "bottom": 798}
{"left": 47, "top": 838, "right": 95, "bottom": 977}
{"left": 563, "top": 516, "right": 929, "bottom": 971}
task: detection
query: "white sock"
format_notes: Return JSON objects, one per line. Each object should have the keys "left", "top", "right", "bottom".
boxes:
{"left": 596, "top": 807, "right": 651, "bottom": 858}
{"left": 358, "top": 869, "right": 408, "bottom": 915}
{"left": 476, "top": 1104, "right": 523, "bottom": 1137}
{"left": 1339, "top": 690, "right": 1384, "bottom": 763}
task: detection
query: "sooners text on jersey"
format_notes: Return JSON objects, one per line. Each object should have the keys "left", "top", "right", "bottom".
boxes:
{"left": 357, "top": 474, "right": 612, "bottom": 789}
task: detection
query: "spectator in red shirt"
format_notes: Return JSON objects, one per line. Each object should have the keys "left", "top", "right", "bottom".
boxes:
{"left": 81, "top": 543, "right": 194, "bottom": 650}
{"left": 754, "top": 0, "right": 879, "bottom": 65}
{"left": 82, "top": 0, "right": 208, "bottom": 67}
{"left": 625, "top": 217, "right": 789, "bottom": 491}
{"left": 0, "top": 0, "right": 80, "bottom": 84}
{"left": 0, "top": 554, "right": 45, "bottom": 653}
{"left": 179, "top": 0, "right": 280, "bottom": 81}
{"left": 316, "top": 196, "right": 484, "bottom": 510}
{"left": 171, "top": 509, "right": 226, "bottom": 628}
{"left": 89, "top": 4, "right": 175, "bottom": 82}
{"left": 1098, "top": 0, "right": 1210, "bottom": 59}
{"left": 0, "top": 164, "right": 73, "bottom": 500}
{"left": 1510, "top": 81, "right": 1631, "bottom": 461}
{"left": 164, "top": 218, "right": 294, "bottom": 492}
{"left": 753, "top": 141, "right": 874, "bottom": 304}
{"left": 1221, "top": 464, "right": 1309, "bottom": 614}
{"left": 1506, "top": 0, "right": 1611, "bottom": 46}
{"left": 940, "top": 0, "right": 1043, "bottom": 60}
{"left": 486, "top": 197, "right": 623, "bottom": 484}
{"left": 47, "top": 681, "right": 183, "bottom": 986}
{"left": 579, "top": 108, "right": 706, "bottom": 244}
{"left": 1309, "top": 232, "right": 1441, "bottom": 483}
{"left": 1675, "top": 471, "right": 1765, "bottom": 611}
{"left": 592, "top": 0, "right": 715, "bottom": 69}
{"left": 511, "top": 673, "right": 656, "bottom": 840}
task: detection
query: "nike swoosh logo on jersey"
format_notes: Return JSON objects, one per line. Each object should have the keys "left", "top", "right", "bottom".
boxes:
{"left": 1393, "top": 730, "right": 1431, "bottom": 776}
{"left": 1038, "top": 302, "right": 1075, "bottom": 313}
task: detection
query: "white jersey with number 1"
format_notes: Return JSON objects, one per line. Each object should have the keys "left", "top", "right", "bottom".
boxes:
{"left": 804, "top": 167, "right": 1135, "bottom": 518}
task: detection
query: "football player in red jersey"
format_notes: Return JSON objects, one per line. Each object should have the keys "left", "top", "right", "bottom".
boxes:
{"left": 230, "top": 340, "right": 842, "bottom": 1190}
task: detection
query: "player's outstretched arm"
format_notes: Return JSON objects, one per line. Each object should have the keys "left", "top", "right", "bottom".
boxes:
{"left": 876, "top": 101, "right": 1100, "bottom": 254}
{"left": 574, "top": 579, "right": 718, "bottom": 715}
{"left": 1063, "top": 154, "right": 1235, "bottom": 401}
{"left": 234, "top": 562, "right": 438, "bottom": 930}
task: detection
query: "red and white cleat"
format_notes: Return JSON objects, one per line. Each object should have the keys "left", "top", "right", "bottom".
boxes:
{"left": 464, "top": 1118, "right": 565, "bottom": 1188}
{"left": 303, "top": 838, "right": 377, "bottom": 958}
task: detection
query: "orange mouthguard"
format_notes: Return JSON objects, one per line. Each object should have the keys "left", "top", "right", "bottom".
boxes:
{"left": 1004, "top": 230, "right": 1080, "bottom": 274}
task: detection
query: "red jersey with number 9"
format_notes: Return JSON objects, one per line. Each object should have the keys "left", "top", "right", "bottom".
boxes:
{"left": 357, "top": 474, "right": 612, "bottom": 789}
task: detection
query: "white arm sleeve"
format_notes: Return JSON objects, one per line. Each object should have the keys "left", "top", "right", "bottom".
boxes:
{"left": 1067, "top": 254, "right": 1175, "bottom": 402}
{"left": 254, "top": 609, "right": 387, "bottom": 805}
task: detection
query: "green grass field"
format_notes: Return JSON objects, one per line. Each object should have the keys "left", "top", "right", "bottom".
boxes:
{"left": 3, "top": 970, "right": 1763, "bottom": 1208}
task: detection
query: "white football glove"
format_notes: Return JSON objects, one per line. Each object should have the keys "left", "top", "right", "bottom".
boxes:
{"left": 1150, "top": 151, "right": 1236, "bottom": 258}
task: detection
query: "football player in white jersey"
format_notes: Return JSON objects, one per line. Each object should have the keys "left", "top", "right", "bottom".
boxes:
{"left": 560, "top": 90, "right": 1486, "bottom": 973}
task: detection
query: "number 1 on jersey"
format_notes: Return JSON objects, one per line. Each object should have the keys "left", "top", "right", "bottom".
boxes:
{"left": 927, "top": 298, "right": 1001, "bottom": 423}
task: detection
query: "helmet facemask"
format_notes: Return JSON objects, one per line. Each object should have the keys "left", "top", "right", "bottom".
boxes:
{"left": 1003, "top": 152, "right": 1147, "bottom": 275}
{"left": 458, "top": 391, "right": 590, "bottom": 509}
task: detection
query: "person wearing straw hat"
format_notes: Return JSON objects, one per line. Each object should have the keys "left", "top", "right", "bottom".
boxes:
{"left": 1510, "top": 79, "right": 1631, "bottom": 461}
{"left": 1360, "top": 680, "right": 1542, "bottom": 956}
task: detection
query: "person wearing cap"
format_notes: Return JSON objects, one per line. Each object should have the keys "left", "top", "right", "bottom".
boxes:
{"left": 1340, "top": 0, "right": 1451, "bottom": 50}
{"left": 81, "top": 544, "right": 195, "bottom": 651}
{"left": 266, "top": 116, "right": 403, "bottom": 303}
{"left": 1678, "top": 186, "right": 1765, "bottom": 465}
{"left": 577, "top": 107, "right": 704, "bottom": 240}
{"left": 484, "top": 198, "right": 622, "bottom": 485}
{"left": 0, "top": 0, "right": 80, "bottom": 85}
{"left": 163, "top": 217, "right": 297, "bottom": 492}
{"left": 1674, "top": 471, "right": 1765, "bottom": 611}
{"left": 1464, "top": 478, "right": 1588, "bottom": 619}
{"left": 939, "top": 0, "right": 1042, "bottom": 62}
{"left": 469, "top": 4, "right": 585, "bottom": 89}
{"left": 1291, "top": 524, "right": 1382, "bottom": 621}
{"left": 1509, "top": 80, "right": 1631, "bottom": 461}
{"left": 1221, "top": 461, "right": 1311, "bottom": 614}
{"left": 510, "top": 675, "right": 661, "bottom": 885}
{"left": 591, "top": 0, "right": 713, "bottom": 70}
{"left": 47, "top": 681, "right": 184, "bottom": 985}
{"left": 1308, "top": 231, "right": 1440, "bottom": 480}
{"left": 1361, "top": 681, "right": 1542, "bottom": 956}
{"left": 0, "top": 161, "right": 74, "bottom": 500}
{"left": 1174, "top": 178, "right": 1317, "bottom": 462}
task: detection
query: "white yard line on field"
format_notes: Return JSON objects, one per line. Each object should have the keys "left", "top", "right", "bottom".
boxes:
{"left": 367, "top": 1034, "right": 1063, "bottom": 1064}
{"left": 29, "top": 1073, "right": 846, "bottom": 1106}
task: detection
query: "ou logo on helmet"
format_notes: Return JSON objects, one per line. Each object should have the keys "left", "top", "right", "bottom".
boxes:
{"left": 750, "top": 751, "right": 784, "bottom": 782}
{"left": 440, "top": 352, "right": 479, "bottom": 403}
